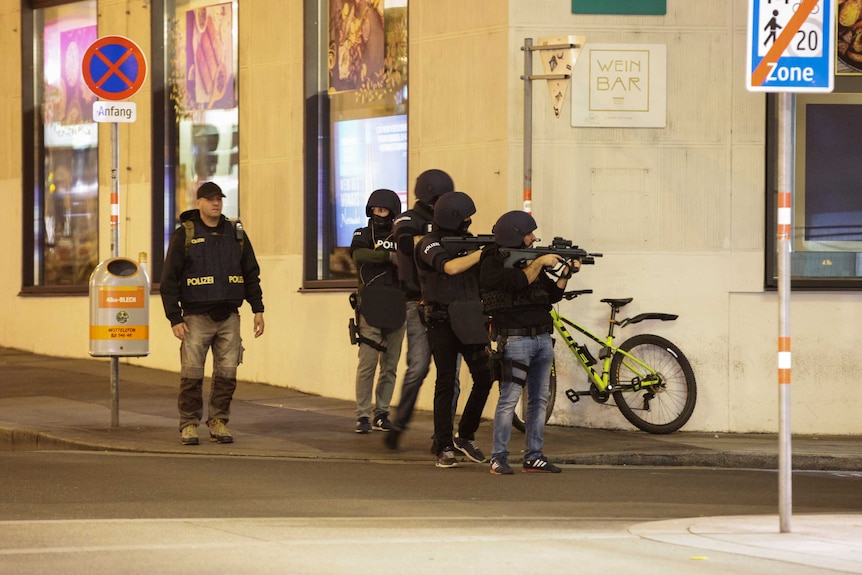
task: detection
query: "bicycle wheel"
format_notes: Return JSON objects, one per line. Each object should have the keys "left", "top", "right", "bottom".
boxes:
{"left": 513, "top": 358, "right": 556, "bottom": 433}
{"left": 610, "top": 334, "right": 696, "bottom": 434}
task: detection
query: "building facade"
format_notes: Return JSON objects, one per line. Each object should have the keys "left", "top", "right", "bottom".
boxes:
{"left": 1, "top": 0, "right": 860, "bottom": 434}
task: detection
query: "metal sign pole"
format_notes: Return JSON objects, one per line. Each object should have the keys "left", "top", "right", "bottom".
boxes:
{"left": 111, "top": 121, "right": 119, "bottom": 258}
{"left": 83, "top": 35, "right": 147, "bottom": 429}
{"left": 521, "top": 38, "right": 578, "bottom": 215}
{"left": 776, "top": 92, "right": 794, "bottom": 533}
{"left": 522, "top": 38, "right": 533, "bottom": 214}
{"left": 110, "top": 120, "right": 120, "bottom": 427}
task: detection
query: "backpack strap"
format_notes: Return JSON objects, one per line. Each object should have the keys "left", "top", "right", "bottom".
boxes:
{"left": 182, "top": 218, "right": 245, "bottom": 254}
{"left": 183, "top": 220, "right": 195, "bottom": 254}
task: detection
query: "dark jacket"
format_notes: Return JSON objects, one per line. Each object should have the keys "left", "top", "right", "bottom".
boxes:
{"left": 415, "top": 228, "right": 481, "bottom": 307}
{"left": 392, "top": 201, "right": 434, "bottom": 299}
{"left": 479, "top": 243, "right": 563, "bottom": 330}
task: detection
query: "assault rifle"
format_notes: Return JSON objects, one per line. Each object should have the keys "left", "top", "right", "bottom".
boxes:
{"left": 501, "top": 237, "right": 602, "bottom": 269}
{"left": 440, "top": 235, "right": 601, "bottom": 268}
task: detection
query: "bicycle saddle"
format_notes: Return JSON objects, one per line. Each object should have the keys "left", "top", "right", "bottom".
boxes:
{"left": 601, "top": 297, "right": 633, "bottom": 308}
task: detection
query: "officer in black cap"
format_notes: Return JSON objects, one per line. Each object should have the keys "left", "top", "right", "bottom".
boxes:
{"left": 160, "top": 181, "right": 265, "bottom": 446}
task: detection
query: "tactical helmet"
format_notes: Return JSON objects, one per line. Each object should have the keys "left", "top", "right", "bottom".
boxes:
{"left": 433, "top": 191, "right": 476, "bottom": 231}
{"left": 414, "top": 169, "right": 455, "bottom": 204}
{"left": 492, "top": 210, "right": 537, "bottom": 248}
{"left": 365, "top": 188, "right": 402, "bottom": 217}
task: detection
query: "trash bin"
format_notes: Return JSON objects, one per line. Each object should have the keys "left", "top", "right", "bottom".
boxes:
{"left": 89, "top": 257, "right": 150, "bottom": 357}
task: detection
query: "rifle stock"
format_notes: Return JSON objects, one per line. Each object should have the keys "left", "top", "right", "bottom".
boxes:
{"left": 439, "top": 234, "right": 495, "bottom": 256}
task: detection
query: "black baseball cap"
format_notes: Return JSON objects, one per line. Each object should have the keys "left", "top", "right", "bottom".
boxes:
{"left": 196, "top": 182, "right": 225, "bottom": 199}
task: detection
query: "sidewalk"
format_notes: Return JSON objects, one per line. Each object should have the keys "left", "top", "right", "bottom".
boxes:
{"left": 0, "top": 348, "right": 862, "bottom": 471}
{"left": 1, "top": 346, "right": 860, "bottom": 469}
{"left": 2, "top": 346, "right": 862, "bottom": 573}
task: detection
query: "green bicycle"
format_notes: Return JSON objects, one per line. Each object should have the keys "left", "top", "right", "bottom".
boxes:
{"left": 514, "top": 289, "right": 697, "bottom": 435}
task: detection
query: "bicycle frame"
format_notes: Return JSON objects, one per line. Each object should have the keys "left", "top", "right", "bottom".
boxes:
{"left": 549, "top": 307, "right": 661, "bottom": 395}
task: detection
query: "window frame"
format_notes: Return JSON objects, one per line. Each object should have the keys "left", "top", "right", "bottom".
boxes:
{"left": 301, "top": 0, "right": 409, "bottom": 291}
{"left": 21, "top": 0, "right": 101, "bottom": 295}
{"left": 151, "top": 0, "right": 240, "bottom": 286}
{"left": 764, "top": 76, "right": 862, "bottom": 290}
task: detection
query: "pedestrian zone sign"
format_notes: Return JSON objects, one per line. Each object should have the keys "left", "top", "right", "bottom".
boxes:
{"left": 747, "top": 0, "right": 834, "bottom": 92}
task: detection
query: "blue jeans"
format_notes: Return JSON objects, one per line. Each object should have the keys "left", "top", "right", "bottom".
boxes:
{"left": 392, "top": 301, "right": 461, "bottom": 432}
{"left": 354, "top": 314, "right": 406, "bottom": 419}
{"left": 492, "top": 333, "right": 554, "bottom": 462}
{"left": 178, "top": 313, "right": 243, "bottom": 430}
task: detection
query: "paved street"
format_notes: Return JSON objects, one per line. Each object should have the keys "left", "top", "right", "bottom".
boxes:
{"left": 1, "top": 450, "right": 861, "bottom": 574}
{"left": 1, "top": 347, "right": 862, "bottom": 573}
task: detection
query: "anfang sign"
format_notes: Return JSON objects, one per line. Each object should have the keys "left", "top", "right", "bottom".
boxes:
{"left": 92, "top": 101, "right": 136, "bottom": 123}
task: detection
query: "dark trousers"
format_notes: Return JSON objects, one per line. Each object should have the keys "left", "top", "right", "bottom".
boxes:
{"left": 426, "top": 321, "right": 492, "bottom": 454}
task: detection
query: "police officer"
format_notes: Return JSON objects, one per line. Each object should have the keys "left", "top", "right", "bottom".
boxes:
{"left": 350, "top": 189, "right": 406, "bottom": 433}
{"left": 415, "top": 191, "right": 493, "bottom": 468}
{"left": 160, "top": 181, "right": 265, "bottom": 446}
{"left": 479, "top": 210, "right": 578, "bottom": 474}
{"left": 385, "top": 169, "right": 460, "bottom": 451}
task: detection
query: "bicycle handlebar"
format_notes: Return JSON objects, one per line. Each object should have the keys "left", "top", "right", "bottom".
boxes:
{"left": 561, "top": 289, "right": 593, "bottom": 300}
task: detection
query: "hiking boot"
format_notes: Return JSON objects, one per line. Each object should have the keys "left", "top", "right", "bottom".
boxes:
{"left": 383, "top": 428, "right": 401, "bottom": 450}
{"left": 355, "top": 417, "right": 371, "bottom": 434}
{"left": 208, "top": 419, "right": 233, "bottom": 444}
{"left": 372, "top": 414, "right": 391, "bottom": 431}
{"left": 435, "top": 447, "right": 459, "bottom": 468}
{"left": 522, "top": 455, "right": 561, "bottom": 473}
{"left": 489, "top": 457, "right": 514, "bottom": 475}
{"left": 180, "top": 424, "right": 199, "bottom": 445}
{"left": 454, "top": 435, "right": 487, "bottom": 463}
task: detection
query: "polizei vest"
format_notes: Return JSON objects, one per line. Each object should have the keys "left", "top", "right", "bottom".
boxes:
{"left": 180, "top": 218, "right": 246, "bottom": 304}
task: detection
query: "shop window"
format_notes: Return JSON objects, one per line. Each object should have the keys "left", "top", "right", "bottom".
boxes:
{"left": 152, "top": 0, "right": 239, "bottom": 282}
{"left": 303, "top": 0, "right": 409, "bottom": 288}
{"left": 22, "top": 0, "right": 99, "bottom": 291}
{"left": 765, "top": 84, "right": 862, "bottom": 289}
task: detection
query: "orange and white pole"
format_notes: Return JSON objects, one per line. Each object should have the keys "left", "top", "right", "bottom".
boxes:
{"left": 776, "top": 93, "right": 794, "bottom": 533}
{"left": 523, "top": 38, "right": 533, "bottom": 214}
{"left": 111, "top": 122, "right": 120, "bottom": 259}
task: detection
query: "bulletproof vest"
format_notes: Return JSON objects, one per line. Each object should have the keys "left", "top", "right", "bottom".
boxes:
{"left": 351, "top": 226, "right": 399, "bottom": 288}
{"left": 481, "top": 246, "right": 552, "bottom": 314}
{"left": 180, "top": 218, "right": 246, "bottom": 304}
{"left": 482, "top": 280, "right": 552, "bottom": 314}
{"left": 416, "top": 231, "right": 481, "bottom": 306}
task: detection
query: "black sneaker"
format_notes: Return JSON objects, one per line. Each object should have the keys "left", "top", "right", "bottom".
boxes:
{"left": 372, "top": 414, "right": 391, "bottom": 431}
{"left": 454, "top": 435, "right": 487, "bottom": 463}
{"left": 383, "top": 428, "right": 401, "bottom": 450}
{"left": 435, "top": 447, "right": 459, "bottom": 468}
{"left": 489, "top": 457, "right": 514, "bottom": 475}
{"left": 355, "top": 417, "right": 371, "bottom": 434}
{"left": 522, "top": 455, "right": 562, "bottom": 473}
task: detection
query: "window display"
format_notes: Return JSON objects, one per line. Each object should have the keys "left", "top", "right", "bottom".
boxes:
{"left": 166, "top": 1, "right": 239, "bottom": 224}
{"left": 304, "top": 0, "right": 409, "bottom": 286}
{"left": 32, "top": 1, "right": 99, "bottom": 287}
